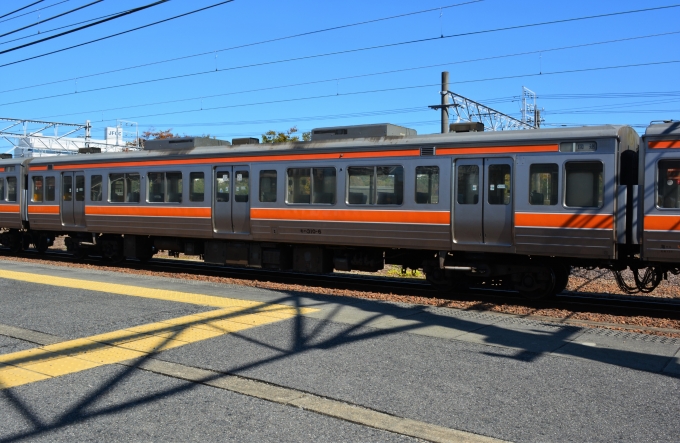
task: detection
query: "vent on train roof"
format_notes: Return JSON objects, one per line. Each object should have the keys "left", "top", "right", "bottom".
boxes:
{"left": 420, "top": 147, "right": 436, "bottom": 156}
{"left": 311, "top": 123, "right": 416, "bottom": 141}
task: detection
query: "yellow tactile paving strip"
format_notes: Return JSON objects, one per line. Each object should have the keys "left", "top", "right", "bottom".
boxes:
{"left": 0, "top": 270, "right": 316, "bottom": 390}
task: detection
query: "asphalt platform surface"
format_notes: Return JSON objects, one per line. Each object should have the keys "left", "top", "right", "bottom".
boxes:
{"left": 0, "top": 259, "right": 678, "bottom": 443}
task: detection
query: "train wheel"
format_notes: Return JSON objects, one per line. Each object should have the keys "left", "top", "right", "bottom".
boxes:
{"left": 7, "top": 230, "right": 23, "bottom": 254}
{"left": 514, "top": 268, "right": 555, "bottom": 300}
{"left": 553, "top": 265, "right": 571, "bottom": 295}
{"left": 36, "top": 237, "right": 49, "bottom": 254}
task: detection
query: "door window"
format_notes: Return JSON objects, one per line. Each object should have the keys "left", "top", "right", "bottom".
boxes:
{"left": 457, "top": 165, "right": 479, "bottom": 205}
{"left": 215, "top": 172, "right": 229, "bottom": 202}
{"left": 234, "top": 170, "right": 249, "bottom": 203}
{"left": 657, "top": 160, "right": 680, "bottom": 209}
{"left": 75, "top": 176, "right": 85, "bottom": 202}
{"left": 63, "top": 176, "right": 72, "bottom": 202}
{"left": 488, "top": 164, "right": 511, "bottom": 205}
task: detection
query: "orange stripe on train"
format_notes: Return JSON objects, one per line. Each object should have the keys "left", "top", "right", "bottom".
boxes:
{"left": 0, "top": 204, "right": 20, "bottom": 213}
{"left": 649, "top": 140, "right": 680, "bottom": 149}
{"left": 28, "top": 205, "right": 60, "bottom": 214}
{"left": 644, "top": 215, "right": 680, "bottom": 231}
{"left": 86, "top": 206, "right": 211, "bottom": 218}
{"left": 251, "top": 208, "right": 450, "bottom": 225}
{"left": 516, "top": 213, "right": 614, "bottom": 229}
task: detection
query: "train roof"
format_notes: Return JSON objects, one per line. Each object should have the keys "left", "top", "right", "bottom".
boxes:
{"left": 21, "top": 124, "right": 635, "bottom": 166}
{"left": 644, "top": 121, "right": 680, "bottom": 137}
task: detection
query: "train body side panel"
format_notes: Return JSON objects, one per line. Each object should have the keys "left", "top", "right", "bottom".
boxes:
{"left": 641, "top": 122, "right": 680, "bottom": 263}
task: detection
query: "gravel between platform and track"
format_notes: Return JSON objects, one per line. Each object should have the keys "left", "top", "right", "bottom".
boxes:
{"left": 1, "top": 250, "right": 679, "bottom": 338}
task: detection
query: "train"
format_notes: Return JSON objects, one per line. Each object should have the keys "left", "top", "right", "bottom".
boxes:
{"left": 0, "top": 120, "right": 678, "bottom": 299}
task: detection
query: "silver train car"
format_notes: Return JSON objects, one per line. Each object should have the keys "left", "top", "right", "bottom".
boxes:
{"left": 1, "top": 122, "right": 678, "bottom": 298}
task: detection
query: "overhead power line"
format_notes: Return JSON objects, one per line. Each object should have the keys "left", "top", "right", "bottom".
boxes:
{"left": 17, "top": 29, "right": 680, "bottom": 113}
{"left": 0, "top": 0, "right": 169, "bottom": 56}
{"left": 0, "top": 1, "right": 44, "bottom": 20}
{"left": 0, "top": 0, "right": 103, "bottom": 39}
{"left": 0, "top": 0, "right": 68, "bottom": 24}
{"left": 0, "top": 0, "right": 235, "bottom": 68}
{"left": 0, "top": 0, "right": 482, "bottom": 91}
{"left": 102, "top": 59, "right": 680, "bottom": 123}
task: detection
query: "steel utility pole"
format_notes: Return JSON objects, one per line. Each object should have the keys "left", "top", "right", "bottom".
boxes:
{"left": 441, "top": 71, "right": 449, "bottom": 134}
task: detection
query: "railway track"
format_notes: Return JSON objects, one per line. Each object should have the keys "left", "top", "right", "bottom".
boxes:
{"left": 3, "top": 247, "right": 680, "bottom": 322}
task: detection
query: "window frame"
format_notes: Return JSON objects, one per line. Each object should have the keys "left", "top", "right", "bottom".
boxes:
{"left": 90, "top": 175, "right": 103, "bottom": 202}
{"left": 656, "top": 159, "right": 680, "bottom": 210}
{"left": 32, "top": 176, "right": 44, "bottom": 202}
{"left": 346, "top": 165, "right": 403, "bottom": 206}
{"left": 0, "top": 177, "right": 5, "bottom": 201}
{"left": 147, "top": 171, "right": 183, "bottom": 204}
{"left": 528, "top": 163, "right": 559, "bottom": 206}
{"left": 563, "top": 161, "right": 604, "bottom": 209}
{"left": 108, "top": 172, "right": 141, "bottom": 203}
{"left": 286, "top": 167, "right": 337, "bottom": 205}
{"left": 6, "top": 176, "right": 17, "bottom": 202}
{"left": 45, "top": 176, "right": 56, "bottom": 202}
{"left": 259, "top": 170, "right": 277, "bottom": 203}
{"left": 189, "top": 171, "right": 205, "bottom": 202}
{"left": 415, "top": 165, "right": 440, "bottom": 205}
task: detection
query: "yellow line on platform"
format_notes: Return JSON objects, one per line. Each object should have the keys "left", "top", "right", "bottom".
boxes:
{"left": 0, "top": 269, "right": 316, "bottom": 390}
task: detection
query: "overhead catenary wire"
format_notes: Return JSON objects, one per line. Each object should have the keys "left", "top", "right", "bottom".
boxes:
{"left": 0, "top": 0, "right": 482, "bottom": 93}
{"left": 0, "top": 0, "right": 170, "bottom": 56}
{"left": 0, "top": 0, "right": 68, "bottom": 24}
{"left": 0, "top": 1, "right": 45, "bottom": 20}
{"left": 0, "top": 0, "right": 103, "bottom": 39}
{"left": 25, "top": 29, "right": 680, "bottom": 116}
{"left": 0, "top": 0, "right": 236, "bottom": 68}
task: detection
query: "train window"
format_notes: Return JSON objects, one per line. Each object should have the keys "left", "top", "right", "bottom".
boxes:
{"left": 91, "top": 175, "right": 102, "bottom": 202}
{"left": 457, "top": 165, "right": 479, "bottom": 205}
{"left": 347, "top": 167, "right": 375, "bottom": 205}
{"left": 75, "top": 175, "right": 85, "bottom": 202}
{"left": 560, "top": 141, "right": 597, "bottom": 152}
{"left": 62, "top": 175, "right": 72, "bottom": 202}
{"left": 488, "top": 164, "right": 511, "bottom": 205}
{"left": 235, "top": 170, "right": 249, "bottom": 203}
{"left": 109, "top": 173, "right": 140, "bottom": 203}
{"left": 415, "top": 166, "right": 439, "bottom": 204}
{"left": 657, "top": 160, "right": 680, "bottom": 209}
{"left": 376, "top": 166, "right": 403, "bottom": 205}
{"left": 148, "top": 172, "right": 182, "bottom": 203}
{"left": 46, "top": 177, "right": 56, "bottom": 202}
{"left": 529, "top": 164, "right": 558, "bottom": 205}
{"left": 287, "top": 168, "right": 311, "bottom": 204}
{"left": 6, "top": 177, "right": 17, "bottom": 202}
{"left": 215, "top": 172, "right": 229, "bottom": 202}
{"left": 565, "top": 162, "right": 603, "bottom": 208}
{"left": 32, "top": 176, "right": 44, "bottom": 202}
{"left": 5, "top": 177, "right": 16, "bottom": 202}
{"left": 0, "top": 178, "right": 4, "bottom": 201}
{"left": 312, "top": 168, "right": 336, "bottom": 204}
{"left": 259, "top": 170, "right": 277, "bottom": 203}
{"left": 189, "top": 172, "right": 204, "bottom": 202}
{"left": 166, "top": 172, "right": 182, "bottom": 203}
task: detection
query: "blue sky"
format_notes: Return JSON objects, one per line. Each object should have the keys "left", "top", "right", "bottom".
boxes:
{"left": 1, "top": 0, "right": 679, "bottom": 150}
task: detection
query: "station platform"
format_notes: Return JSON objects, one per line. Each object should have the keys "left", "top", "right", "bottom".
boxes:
{"left": 0, "top": 259, "right": 678, "bottom": 442}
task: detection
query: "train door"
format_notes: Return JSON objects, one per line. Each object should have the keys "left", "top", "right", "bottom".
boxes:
{"left": 61, "top": 172, "right": 86, "bottom": 227}
{"left": 453, "top": 158, "right": 513, "bottom": 246}
{"left": 213, "top": 166, "right": 250, "bottom": 234}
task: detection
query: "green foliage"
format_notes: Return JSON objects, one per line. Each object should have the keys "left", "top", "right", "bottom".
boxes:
{"left": 262, "top": 126, "right": 311, "bottom": 143}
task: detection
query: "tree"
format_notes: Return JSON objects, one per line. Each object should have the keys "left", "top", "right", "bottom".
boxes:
{"left": 261, "top": 126, "right": 311, "bottom": 143}
{"left": 142, "top": 128, "right": 179, "bottom": 140}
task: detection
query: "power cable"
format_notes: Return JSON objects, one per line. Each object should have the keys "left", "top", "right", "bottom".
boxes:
{"left": 0, "top": 0, "right": 68, "bottom": 24}
{"left": 0, "top": 1, "right": 44, "bottom": 20}
{"left": 0, "top": 0, "right": 103, "bottom": 39}
{"left": 0, "top": 0, "right": 169, "bottom": 56}
{"left": 24, "top": 29, "right": 680, "bottom": 116}
{"left": 0, "top": 0, "right": 235, "bottom": 68}
{"left": 102, "top": 59, "right": 680, "bottom": 122}
{"left": 0, "top": 0, "right": 481, "bottom": 92}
